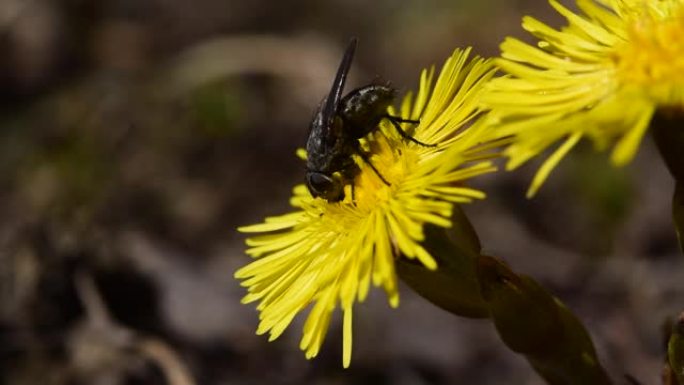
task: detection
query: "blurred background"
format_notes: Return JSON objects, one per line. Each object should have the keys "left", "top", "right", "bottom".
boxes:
{"left": 0, "top": 0, "right": 682, "bottom": 384}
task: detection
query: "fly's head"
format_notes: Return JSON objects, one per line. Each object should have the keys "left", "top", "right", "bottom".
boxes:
{"left": 306, "top": 171, "right": 345, "bottom": 202}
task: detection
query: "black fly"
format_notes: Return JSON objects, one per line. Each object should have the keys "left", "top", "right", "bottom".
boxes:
{"left": 305, "top": 38, "right": 434, "bottom": 202}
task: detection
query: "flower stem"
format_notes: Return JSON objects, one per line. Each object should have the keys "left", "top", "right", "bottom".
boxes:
{"left": 668, "top": 313, "right": 684, "bottom": 385}
{"left": 477, "top": 255, "right": 612, "bottom": 385}
{"left": 651, "top": 108, "right": 684, "bottom": 253}
{"left": 396, "top": 206, "right": 489, "bottom": 318}
{"left": 398, "top": 208, "right": 612, "bottom": 385}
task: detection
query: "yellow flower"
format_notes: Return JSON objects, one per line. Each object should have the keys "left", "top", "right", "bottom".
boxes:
{"left": 483, "top": 0, "right": 684, "bottom": 196}
{"left": 234, "top": 48, "right": 499, "bottom": 367}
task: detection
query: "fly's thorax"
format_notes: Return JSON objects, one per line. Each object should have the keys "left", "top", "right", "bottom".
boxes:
{"left": 305, "top": 110, "right": 361, "bottom": 202}
{"left": 306, "top": 111, "right": 347, "bottom": 167}
{"left": 340, "top": 85, "right": 397, "bottom": 138}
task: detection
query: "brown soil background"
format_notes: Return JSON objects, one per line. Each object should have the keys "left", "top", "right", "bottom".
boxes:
{"left": 0, "top": 1, "right": 681, "bottom": 384}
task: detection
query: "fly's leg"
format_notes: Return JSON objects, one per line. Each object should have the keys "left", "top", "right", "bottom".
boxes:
{"left": 385, "top": 115, "right": 437, "bottom": 147}
{"left": 390, "top": 116, "right": 420, "bottom": 124}
{"left": 354, "top": 149, "right": 390, "bottom": 186}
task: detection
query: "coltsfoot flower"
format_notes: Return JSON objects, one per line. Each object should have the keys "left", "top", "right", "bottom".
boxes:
{"left": 484, "top": 0, "right": 684, "bottom": 196}
{"left": 235, "top": 48, "right": 500, "bottom": 367}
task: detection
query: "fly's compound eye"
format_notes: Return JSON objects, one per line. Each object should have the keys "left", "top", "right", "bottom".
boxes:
{"left": 306, "top": 172, "right": 344, "bottom": 202}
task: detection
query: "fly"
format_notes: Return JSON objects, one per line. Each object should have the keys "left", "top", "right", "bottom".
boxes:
{"left": 305, "top": 38, "right": 434, "bottom": 202}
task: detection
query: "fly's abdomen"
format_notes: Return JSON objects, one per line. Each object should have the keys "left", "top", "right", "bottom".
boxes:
{"left": 340, "top": 85, "right": 396, "bottom": 138}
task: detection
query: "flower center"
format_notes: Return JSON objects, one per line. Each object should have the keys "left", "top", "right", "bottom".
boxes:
{"left": 614, "top": 6, "right": 684, "bottom": 105}
{"left": 343, "top": 132, "right": 414, "bottom": 211}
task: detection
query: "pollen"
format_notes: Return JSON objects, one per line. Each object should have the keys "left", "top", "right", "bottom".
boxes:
{"left": 349, "top": 133, "right": 418, "bottom": 210}
{"left": 615, "top": 8, "right": 684, "bottom": 105}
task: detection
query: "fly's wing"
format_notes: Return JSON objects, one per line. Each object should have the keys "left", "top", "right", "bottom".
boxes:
{"left": 320, "top": 38, "right": 357, "bottom": 128}
{"left": 306, "top": 38, "right": 357, "bottom": 168}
